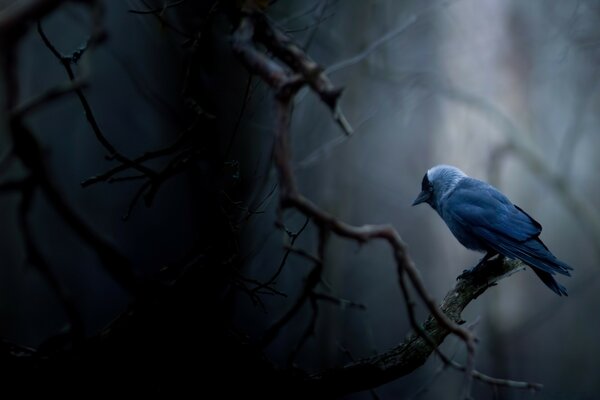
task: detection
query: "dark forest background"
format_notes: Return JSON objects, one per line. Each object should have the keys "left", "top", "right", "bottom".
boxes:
{"left": 1, "top": 0, "right": 599, "bottom": 399}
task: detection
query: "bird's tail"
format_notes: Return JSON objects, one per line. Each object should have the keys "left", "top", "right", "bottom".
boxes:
{"left": 497, "top": 238, "right": 572, "bottom": 276}
{"left": 527, "top": 239, "right": 573, "bottom": 275}
{"left": 530, "top": 268, "right": 568, "bottom": 296}
{"left": 490, "top": 237, "right": 572, "bottom": 295}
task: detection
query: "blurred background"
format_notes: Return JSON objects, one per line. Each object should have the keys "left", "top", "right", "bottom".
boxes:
{"left": 2, "top": 0, "right": 600, "bottom": 398}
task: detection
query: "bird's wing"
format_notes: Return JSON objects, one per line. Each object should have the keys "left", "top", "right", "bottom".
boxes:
{"left": 444, "top": 179, "right": 572, "bottom": 276}
{"left": 444, "top": 179, "right": 541, "bottom": 242}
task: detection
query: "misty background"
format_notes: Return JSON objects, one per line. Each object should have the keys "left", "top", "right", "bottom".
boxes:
{"left": 2, "top": 0, "right": 600, "bottom": 399}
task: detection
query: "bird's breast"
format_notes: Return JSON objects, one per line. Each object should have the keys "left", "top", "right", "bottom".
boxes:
{"left": 439, "top": 210, "right": 488, "bottom": 252}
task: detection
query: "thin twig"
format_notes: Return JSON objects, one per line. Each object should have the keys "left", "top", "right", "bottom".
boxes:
{"left": 122, "top": 180, "right": 152, "bottom": 220}
{"left": 278, "top": 2, "right": 321, "bottom": 26}
{"left": 225, "top": 74, "right": 253, "bottom": 158}
{"left": 450, "top": 360, "right": 543, "bottom": 391}
{"left": 11, "top": 78, "right": 86, "bottom": 117}
{"left": 240, "top": 183, "right": 278, "bottom": 223}
{"left": 324, "top": 1, "right": 452, "bottom": 76}
{"left": 283, "top": 245, "right": 321, "bottom": 264}
{"left": 302, "top": 0, "right": 329, "bottom": 50}
{"left": 285, "top": 225, "right": 330, "bottom": 364}
{"left": 252, "top": 216, "right": 310, "bottom": 293}
{"left": 313, "top": 292, "right": 366, "bottom": 310}
{"left": 130, "top": 0, "right": 192, "bottom": 39}
{"left": 128, "top": 0, "right": 187, "bottom": 14}
{"left": 108, "top": 174, "right": 146, "bottom": 183}
{"left": 260, "top": 228, "right": 326, "bottom": 347}
{"left": 325, "top": 14, "right": 417, "bottom": 75}
{"left": 81, "top": 119, "right": 199, "bottom": 187}
{"left": 286, "top": 295, "right": 318, "bottom": 366}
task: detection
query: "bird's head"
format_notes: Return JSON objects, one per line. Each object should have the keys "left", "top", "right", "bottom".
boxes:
{"left": 412, "top": 165, "right": 466, "bottom": 210}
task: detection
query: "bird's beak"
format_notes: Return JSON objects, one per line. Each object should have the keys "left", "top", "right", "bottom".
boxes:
{"left": 412, "top": 191, "right": 430, "bottom": 206}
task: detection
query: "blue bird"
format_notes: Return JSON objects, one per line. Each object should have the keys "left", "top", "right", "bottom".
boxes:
{"left": 412, "top": 165, "right": 572, "bottom": 296}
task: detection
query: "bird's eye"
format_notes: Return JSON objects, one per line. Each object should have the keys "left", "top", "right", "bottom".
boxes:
{"left": 421, "top": 173, "right": 433, "bottom": 192}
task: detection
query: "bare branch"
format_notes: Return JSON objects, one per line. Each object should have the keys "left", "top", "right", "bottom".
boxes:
{"left": 285, "top": 224, "right": 330, "bottom": 365}
{"left": 37, "top": 21, "right": 157, "bottom": 180}
{"left": 16, "top": 177, "right": 84, "bottom": 341}
{"left": 286, "top": 294, "right": 318, "bottom": 365}
{"left": 260, "top": 229, "right": 326, "bottom": 347}
{"left": 283, "top": 245, "right": 321, "bottom": 265}
{"left": 9, "top": 119, "right": 138, "bottom": 293}
{"left": 129, "top": 0, "right": 193, "bottom": 39}
{"left": 395, "top": 257, "right": 538, "bottom": 396}
{"left": 302, "top": 0, "right": 330, "bottom": 50}
{"left": 324, "top": 1, "right": 454, "bottom": 76}
{"left": 1, "top": 4, "right": 139, "bottom": 294}
{"left": 122, "top": 180, "right": 152, "bottom": 220}
{"left": 305, "top": 258, "right": 538, "bottom": 397}
{"left": 325, "top": 14, "right": 417, "bottom": 75}
{"left": 234, "top": 10, "right": 353, "bottom": 135}
{"left": 128, "top": 0, "right": 187, "bottom": 15}
{"left": 81, "top": 118, "right": 200, "bottom": 187}
{"left": 450, "top": 360, "right": 543, "bottom": 392}
{"left": 251, "top": 217, "right": 310, "bottom": 293}
{"left": 225, "top": 74, "right": 253, "bottom": 158}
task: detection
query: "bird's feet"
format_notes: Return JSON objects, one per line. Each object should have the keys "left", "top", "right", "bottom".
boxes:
{"left": 457, "top": 268, "right": 475, "bottom": 280}
{"left": 456, "top": 253, "right": 504, "bottom": 281}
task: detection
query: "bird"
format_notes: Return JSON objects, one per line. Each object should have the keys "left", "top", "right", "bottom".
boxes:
{"left": 412, "top": 164, "right": 572, "bottom": 296}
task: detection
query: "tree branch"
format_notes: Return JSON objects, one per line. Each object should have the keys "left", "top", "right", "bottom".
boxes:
{"left": 234, "top": 10, "right": 352, "bottom": 135}
{"left": 304, "top": 258, "right": 537, "bottom": 397}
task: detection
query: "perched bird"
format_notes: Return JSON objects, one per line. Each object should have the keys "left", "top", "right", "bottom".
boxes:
{"left": 412, "top": 164, "right": 572, "bottom": 296}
